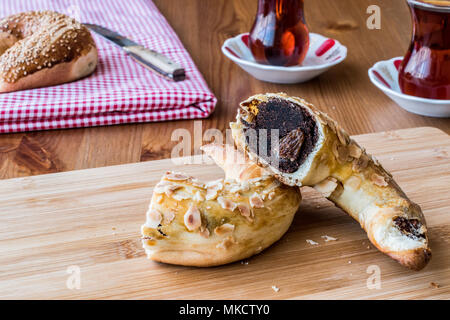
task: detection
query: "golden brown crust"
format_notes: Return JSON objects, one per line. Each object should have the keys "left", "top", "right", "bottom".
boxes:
{"left": 386, "top": 248, "right": 432, "bottom": 271}
{"left": 0, "top": 10, "right": 97, "bottom": 92}
{"left": 233, "top": 93, "right": 431, "bottom": 270}
{"left": 0, "top": 46, "right": 97, "bottom": 92}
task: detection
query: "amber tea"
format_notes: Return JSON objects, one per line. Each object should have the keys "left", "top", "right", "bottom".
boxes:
{"left": 249, "top": 0, "right": 310, "bottom": 66}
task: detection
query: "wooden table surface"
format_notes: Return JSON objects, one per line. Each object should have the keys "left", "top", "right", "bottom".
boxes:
{"left": 0, "top": 0, "right": 449, "bottom": 180}
{"left": 1, "top": 127, "right": 449, "bottom": 299}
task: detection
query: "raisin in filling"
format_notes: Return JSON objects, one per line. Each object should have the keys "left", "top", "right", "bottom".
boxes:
{"left": 393, "top": 217, "right": 425, "bottom": 240}
{"left": 242, "top": 98, "right": 319, "bottom": 173}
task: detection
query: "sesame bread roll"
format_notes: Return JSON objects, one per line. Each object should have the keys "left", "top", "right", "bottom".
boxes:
{"left": 0, "top": 11, "right": 97, "bottom": 93}
{"left": 231, "top": 93, "right": 431, "bottom": 270}
{"left": 141, "top": 144, "right": 302, "bottom": 267}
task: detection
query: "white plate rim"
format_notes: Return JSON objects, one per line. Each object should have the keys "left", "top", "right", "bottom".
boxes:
{"left": 368, "top": 57, "right": 450, "bottom": 105}
{"left": 221, "top": 32, "right": 347, "bottom": 72}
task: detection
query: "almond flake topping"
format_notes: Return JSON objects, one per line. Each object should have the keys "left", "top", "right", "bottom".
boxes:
{"left": 184, "top": 205, "right": 202, "bottom": 231}
{"left": 324, "top": 115, "right": 337, "bottom": 132}
{"left": 206, "top": 188, "right": 219, "bottom": 200}
{"left": 154, "top": 180, "right": 184, "bottom": 197}
{"left": 205, "top": 180, "right": 223, "bottom": 200}
{"left": 205, "top": 179, "right": 224, "bottom": 189}
{"left": 153, "top": 180, "right": 174, "bottom": 194}
{"left": 348, "top": 142, "right": 362, "bottom": 159}
{"left": 249, "top": 193, "right": 264, "bottom": 208}
{"left": 371, "top": 173, "right": 388, "bottom": 187}
{"left": 191, "top": 179, "right": 205, "bottom": 188}
{"left": 165, "top": 184, "right": 183, "bottom": 196}
{"left": 171, "top": 190, "right": 192, "bottom": 201}
{"left": 165, "top": 172, "right": 190, "bottom": 181}
{"left": 352, "top": 154, "right": 369, "bottom": 172}
{"left": 229, "top": 184, "right": 244, "bottom": 194}
{"left": 217, "top": 196, "right": 237, "bottom": 211}
{"left": 214, "top": 223, "right": 235, "bottom": 236}
{"left": 332, "top": 140, "right": 350, "bottom": 164}
{"left": 337, "top": 127, "right": 349, "bottom": 146}
{"left": 240, "top": 181, "right": 250, "bottom": 192}
{"left": 162, "top": 211, "right": 176, "bottom": 225}
{"left": 238, "top": 204, "right": 253, "bottom": 221}
{"left": 371, "top": 155, "right": 381, "bottom": 166}
{"left": 146, "top": 209, "right": 162, "bottom": 228}
{"left": 337, "top": 144, "right": 350, "bottom": 163}
{"left": 193, "top": 191, "right": 205, "bottom": 202}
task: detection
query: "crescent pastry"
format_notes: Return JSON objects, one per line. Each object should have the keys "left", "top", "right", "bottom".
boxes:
{"left": 231, "top": 93, "right": 431, "bottom": 270}
{"left": 141, "top": 143, "right": 302, "bottom": 267}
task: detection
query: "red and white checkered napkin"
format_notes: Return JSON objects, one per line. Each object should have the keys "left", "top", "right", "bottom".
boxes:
{"left": 0, "top": 0, "right": 217, "bottom": 133}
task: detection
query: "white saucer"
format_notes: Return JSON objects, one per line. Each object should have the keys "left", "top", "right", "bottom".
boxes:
{"left": 221, "top": 33, "right": 347, "bottom": 84}
{"left": 368, "top": 57, "right": 450, "bottom": 118}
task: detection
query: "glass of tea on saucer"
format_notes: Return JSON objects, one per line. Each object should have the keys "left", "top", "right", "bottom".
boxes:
{"left": 398, "top": 0, "right": 450, "bottom": 100}
{"left": 249, "top": 0, "right": 310, "bottom": 67}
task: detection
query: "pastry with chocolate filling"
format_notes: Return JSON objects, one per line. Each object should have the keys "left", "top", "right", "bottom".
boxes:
{"left": 231, "top": 93, "right": 431, "bottom": 270}
{"left": 141, "top": 143, "right": 302, "bottom": 267}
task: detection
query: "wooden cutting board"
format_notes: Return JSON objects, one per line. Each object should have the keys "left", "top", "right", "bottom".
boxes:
{"left": 0, "top": 127, "right": 449, "bottom": 300}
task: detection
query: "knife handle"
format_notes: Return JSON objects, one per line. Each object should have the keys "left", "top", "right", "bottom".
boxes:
{"left": 123, "top": 45, "right": 186, "bottom": 82}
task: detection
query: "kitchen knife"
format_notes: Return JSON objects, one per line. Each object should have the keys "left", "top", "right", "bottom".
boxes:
{"left": 84, "top": 23, "right": 186, "bottom": 82}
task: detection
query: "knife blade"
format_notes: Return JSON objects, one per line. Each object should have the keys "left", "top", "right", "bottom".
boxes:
{"left": 84, "top": 23, "right": 185, "bottom": 82}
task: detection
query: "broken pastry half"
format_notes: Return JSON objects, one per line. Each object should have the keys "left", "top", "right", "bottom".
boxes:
{"left": 141, "top": 143, "right": 302, "bottom": 267}
{"left": 231, "top": 93, "right": 431, "bottom": 270}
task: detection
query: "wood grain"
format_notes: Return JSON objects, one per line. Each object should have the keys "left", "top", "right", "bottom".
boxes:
{"left": 0, "top": 0, "right": 449, "bottom": 179}
{"left": 0, "top": 127, "right": 448, "bottom": 299}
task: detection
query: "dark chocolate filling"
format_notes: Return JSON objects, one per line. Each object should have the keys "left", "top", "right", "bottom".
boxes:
{"left": 242, "top": 98, "right": 319, "bottom": 173}
{"left": 393, "top": 217, "right": 425, "bottom": 240}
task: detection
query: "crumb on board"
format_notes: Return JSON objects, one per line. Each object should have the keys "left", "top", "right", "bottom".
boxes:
{"left": 348, "top": 260, "right": 352, "bottom": 264}
{"left": 321, "top": 235, "right": 338, "bottom": 242}
{"left": 112, "top": 227, "right": 116, "bottom": 230}
{"left": 271, "top": 285, "right": 280, "bottom": 292}
{"left": 306, "top": 239, "right": 319, "bottom": 245}
{"left": 430, "top": 282, "right": 440, "bottom": 289}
